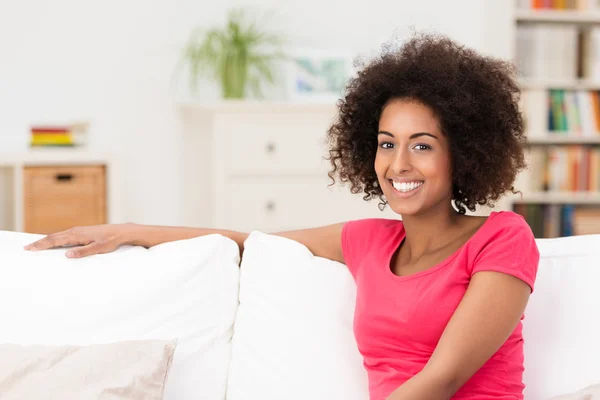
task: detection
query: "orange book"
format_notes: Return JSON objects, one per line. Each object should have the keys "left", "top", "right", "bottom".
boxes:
{"left": 571, "top": 147, "right": 579, "bottom": 191}
{"left": 582, "top": 147, "right": 589, "bottom": 191}
{"left": 592, "top": 149, "right": 600, "bottom": 191}
{"left": 581, "top": 147, "right": 589, "bottom": 191}
{"left": 31, "top": 130, "right": 70, "bottom": 135}
{"left": 590, "top": 92, "right": 600, "bottom": 132}
{"left": 553, "top": 0, "right": 566, "bottom": 8}
{"left": 573, "top": 208, "right": 600, "bottom": 235}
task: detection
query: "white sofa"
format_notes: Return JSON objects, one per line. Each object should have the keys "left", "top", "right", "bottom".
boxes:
{"left": 0, "top": 229, "right": 599, "bottom": 400}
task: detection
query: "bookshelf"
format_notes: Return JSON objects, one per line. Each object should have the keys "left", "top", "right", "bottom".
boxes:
{"left": 519, "top": 78, "right": 600, "bottom": 90}
{"left": 514, "top": 191, "right": 600, "bottom": 204}
{"left": 526, "top": 135, "right": 600, "bottom": 144}
{"left": 512, "top": 0, "right": 600, "bottom": 237}
{"left": 515, "top": 9, "right": 600, "bottom": 23}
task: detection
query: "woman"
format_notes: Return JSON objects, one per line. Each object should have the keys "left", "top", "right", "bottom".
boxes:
{"left": 25, "top": 33, "right": 539, "bottom": 400}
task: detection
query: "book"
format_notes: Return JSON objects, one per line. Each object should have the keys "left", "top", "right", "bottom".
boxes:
{"left": 514, "top": 203, "right": 600, "bottom": 237}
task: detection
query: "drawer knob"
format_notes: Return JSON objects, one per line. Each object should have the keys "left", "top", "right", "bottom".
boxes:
{"left": 55, "top": 173, "right": 74, "bottom": 182}
{"left": 265, "top": 142, "right": 276, "bottom": 154}
{"left": 265, "top": 201, "right": 276, "bottom": 212}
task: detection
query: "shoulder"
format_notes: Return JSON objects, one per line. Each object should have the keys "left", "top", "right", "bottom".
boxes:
{"left": 342, "top": 218, "right": 404, "bottom": 245}
{"left": 468, "top": 211, "right": 540, "bottom": 291}
{"left": 474, "top": 210, "right": 535, "bottom": 246}
{"left": 341, "top": 218, "right": 403, "bottom": 271}
{"left": 489, "top": 210, "right": 531, "bottom": 229}
{"left": 344, "top": 217, "right": 404, "bottom": 233}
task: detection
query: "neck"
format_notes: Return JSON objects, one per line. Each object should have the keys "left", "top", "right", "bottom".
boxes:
{"left": 400, "top": 201, "right": 462, "bottom": 259}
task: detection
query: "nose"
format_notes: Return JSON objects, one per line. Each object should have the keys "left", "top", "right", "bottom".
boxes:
{"left": 391, "top": 147, "right": 412, "bottom": 174}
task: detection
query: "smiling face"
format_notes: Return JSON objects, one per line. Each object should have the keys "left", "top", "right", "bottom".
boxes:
{"left": 375, "top": 98, "right": 454, "bottom": 217}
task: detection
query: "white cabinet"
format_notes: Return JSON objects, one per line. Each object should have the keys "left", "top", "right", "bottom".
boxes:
{"left": 179, "top": 101, "right": 398, "bottom": 232}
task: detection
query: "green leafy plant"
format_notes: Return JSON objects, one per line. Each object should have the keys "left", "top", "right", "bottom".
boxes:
{"left": 179, "top": 9, "right": 285, "bottom": 99}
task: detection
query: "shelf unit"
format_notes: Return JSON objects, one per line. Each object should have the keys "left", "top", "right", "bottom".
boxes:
{"left": 511, "top": 2, "right": 600, "bottom": 237}
{"left": 515, "top": 9, "right": 600, "bottom": 23}
{"left": 526, "top": 135, "right": 600, "bottom": 144}
{"left": 512, "top": 191, "right": 600, "bottom": 204}
{"left": 0, "top": 149, "right": 123, "bottom": 233}
{"left": 519, "top": 78, "right": 600, "bottom": 90}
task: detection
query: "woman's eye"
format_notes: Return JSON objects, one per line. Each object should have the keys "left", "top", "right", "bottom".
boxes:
{"left": 379, "top": 142, "right": 394, "bottom": 149}
{"left": 413, "top": 144, "right": 431, "bottom": 151}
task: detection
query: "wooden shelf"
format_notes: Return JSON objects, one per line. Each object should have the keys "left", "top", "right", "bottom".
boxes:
{"left": 527, "top": 135, "right": 600, "bottom": 145}
{"left": 0, "top": 149, "right": 115, "bottom": 167}
{"left": 512, "top": 191, "right": 600, "bottom": 204}
{"left": 515, "top": 9, "right": 600, "bottom": 24}
{"left": 519, "top": 78, "right": 600, "bottom": 90}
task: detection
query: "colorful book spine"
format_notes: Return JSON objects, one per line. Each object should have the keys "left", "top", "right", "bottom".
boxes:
{"left": 546, "top": 90, "right": 600, "bottom": 136}
{"left": 542, "top": 146, "right": 600, "bottom": 192}
{"left": 514, "top": 203, "right": 600, "bottom": 237}
{"left": 29, "top": 125, "right": 84, "bottom": 147}
{"left": 524, "top": 0, "right": 588, "bottom": 10}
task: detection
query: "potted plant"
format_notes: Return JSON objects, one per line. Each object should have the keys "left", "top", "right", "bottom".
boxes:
{"left": 179, "top": 8, "right": 285, "bottom": 99}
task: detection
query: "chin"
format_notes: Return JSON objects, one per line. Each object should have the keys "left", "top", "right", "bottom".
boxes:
{"left": 386, "top": 202, "right": 423, "bottom": 217}
{"left": 382, "top": 194, "right": 422, "bottom": 216}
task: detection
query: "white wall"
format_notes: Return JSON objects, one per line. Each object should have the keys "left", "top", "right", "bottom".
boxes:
{"left": 0, "top": 0, "right": 510, "bottom": 226}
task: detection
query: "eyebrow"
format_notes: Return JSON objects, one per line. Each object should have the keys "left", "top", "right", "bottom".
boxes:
{"left": 377, "top": 131, "right": 439, "bottom": 140}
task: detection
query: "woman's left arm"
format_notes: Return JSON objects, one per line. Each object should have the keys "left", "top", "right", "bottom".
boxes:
{"left": 386, "top": 270, "right": 531, "bottom": 400}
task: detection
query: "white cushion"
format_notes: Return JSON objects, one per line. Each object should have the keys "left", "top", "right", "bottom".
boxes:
{"left": 0, "top": 340, "right": 177, "bottom": 400}
{"left": 524, "top": 234, "right": 600, "bottom": 399}
{"left": 550, "top": 383, "right": 600, "bottom": 400}
{"left": 0, "top": 231, "right": 240, "bottom": 400}
{"left": 226, "top": 231, "right": 369, "bottom": 400}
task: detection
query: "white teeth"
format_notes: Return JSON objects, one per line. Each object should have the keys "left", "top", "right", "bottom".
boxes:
{"left": 392, "top": 181, "right": 423, "bottom": 193}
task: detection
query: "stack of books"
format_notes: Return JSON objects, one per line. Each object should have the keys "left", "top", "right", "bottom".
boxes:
{"left": 545, "top": 145, "right": 600, "bottom": 191}
{"left": 29, "top": 123, "right": 87, "bottom": 147}
{"left": 517, "top": 0, "right": 591, "bottom": 10}
{"left": 514, "top": 204, "right": 600, "bottom": 237}
{"left": 520, "top": 146, "right": 600, "bottom": 192}
{"left": 521, "top": 89, "right": 600, "bottom": 137}
{"left": 548, "top": 90, "right": 600, "bottom": 135}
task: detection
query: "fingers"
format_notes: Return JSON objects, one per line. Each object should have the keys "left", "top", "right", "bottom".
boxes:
{"left": 66, "top": 242, "right": 109, "bottom": 258}
{"left": 24, "top": 229, "right": 88, "bottom": 251}
{"left": 24, "top": 232, "right": 69, "bottom": 251}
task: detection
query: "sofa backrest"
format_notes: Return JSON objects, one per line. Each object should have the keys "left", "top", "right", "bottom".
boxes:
{"left": 0, "top": 231, "right": 241, "bottom": 400}
{"left": 2, "top": 228, "right": 598, "bottom": 400}
{"left": 523, "top": 234, "right": 600, "bottom": 399}
{"left": 232, "top": 232, "right": 600, "bottom": 400}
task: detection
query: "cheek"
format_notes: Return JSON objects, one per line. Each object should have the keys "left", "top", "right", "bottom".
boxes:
{"left": 373, "top": 152, "right": 386, "bottom": 177}
{"left": 441, "top": 154, "right": 453, "bottom": 180}
{"left": 438, "top": 158, "right": 454, "bottom": 190}
{"left": 419, "top": 154, "right": 452, "bottom": 180}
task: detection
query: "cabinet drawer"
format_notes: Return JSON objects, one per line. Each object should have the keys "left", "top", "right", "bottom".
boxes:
{"left": 24, "top": 165, "right": 106, "bottom": 234}
{"left": 219, "top": 110, "right": 336, "bottom": 175}
{"left": 223, "top": 177, "right": 398, "bottom": 232}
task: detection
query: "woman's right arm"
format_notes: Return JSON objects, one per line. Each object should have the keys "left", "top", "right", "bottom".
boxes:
{"left": 24, "top": 222, "right": 346, "bottom": 263}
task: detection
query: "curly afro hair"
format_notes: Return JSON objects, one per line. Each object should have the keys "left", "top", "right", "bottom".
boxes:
{"left": 326, "top": 32, "right": 526, "bottom": 214}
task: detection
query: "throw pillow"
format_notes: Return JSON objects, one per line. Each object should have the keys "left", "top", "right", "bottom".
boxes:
{"left": 0, "top": 340, "right": 176, "bottom": 400}
{"left": 226, "top": 231, "right": 369, "bottom": 400}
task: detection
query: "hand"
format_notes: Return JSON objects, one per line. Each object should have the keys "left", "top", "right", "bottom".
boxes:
{"left": 24, "top": 223, "right": 136, "bottom": 258}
